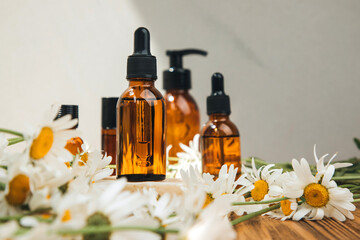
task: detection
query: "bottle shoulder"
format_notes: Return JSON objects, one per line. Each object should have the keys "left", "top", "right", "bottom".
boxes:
{"left": 201, "top": 118, "right": 239, "bottom": 137}
{"left": 120, "top": 84, "right": 164, "bottom": 100}
{"left": 164, "top": 91, "right": 199, "bottom": 112}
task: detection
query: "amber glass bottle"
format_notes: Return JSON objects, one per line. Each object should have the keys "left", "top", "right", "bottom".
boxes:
{"left": 101, "top": 97, "right": 118, "bottom": 175}
{"left": 117, "top": 27, "right": 166, "bottom": 181}
{"left": 163, "top": 49, "right": 207, "bottom": 161}
{"left": 200, "top": 73, "right": 241, "bottom": 178}
{"left": 55, "top": 105, "right": 84, "bottom": 155}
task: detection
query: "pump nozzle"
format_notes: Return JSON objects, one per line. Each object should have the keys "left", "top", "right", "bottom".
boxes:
{"left": 163, "top": 48, "right": 208, "bottom": 90}
{"left": 166, "top": 49, "right": 207, "bottom": 68}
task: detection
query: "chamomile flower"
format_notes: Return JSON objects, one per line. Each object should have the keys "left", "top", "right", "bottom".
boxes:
{"left": 178, "top": 195, "right": 237, "bottom": 240}
{"left": 177, "top": 134, "right": 202, "bottom": 172}
{"left": 26, "top": 105, "right": 78, "bottom": 163}
{"left": 54, "top": 179, "right": 159, "bottom": 240}
{"left": 139, "top": 188, "right": 182, "bottom": 226}
{"left": 75, "top": 144, "right": 113, "bottom": 182}
{"left": 283, "top": 158, "right": 355, "bottom": 221}
{"left": 0, "top": 154, "right": 32, "bottom": 216}
{"left": 313, "top": 145, "right": 352, "bottom": 177}
{"left": 266, "top": 198, "right": 298, "bottom": 221}
{"left": 244, "top": 158, "right": 283, "bottom": 201}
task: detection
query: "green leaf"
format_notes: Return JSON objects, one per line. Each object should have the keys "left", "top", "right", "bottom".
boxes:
{"left": 0, "top": 182, "right": 5, "bottom": 191}
{"left": 354, "top": 138, "right": 360, "bottom": 150}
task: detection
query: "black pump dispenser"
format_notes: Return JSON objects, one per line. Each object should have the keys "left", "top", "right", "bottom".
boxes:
{"left": 127, "top": 27, "right": 157, "bottom": 80}
{"left": 163, "top": 49, "right": 207, "bottom": 90}
{"left": 207, "top": 73, "right": 231, "bottom": 115}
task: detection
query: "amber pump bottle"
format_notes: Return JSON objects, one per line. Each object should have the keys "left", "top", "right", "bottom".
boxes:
{"left": 55, "top": 105, "right": 84, "bottom": 155}
{"left": 163, "top": 49, "right": 207, "bottom": 162}
{"left": 101, "top": 97, "right": 118, "bottom": 175}
{"left": 200, "top": 73, "right": 241, "bottom": 178}
{"left": 117, "top": 27, "right": 166, "bottom": 181}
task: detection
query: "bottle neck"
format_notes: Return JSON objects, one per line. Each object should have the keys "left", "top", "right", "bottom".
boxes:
{"left": 209, "top": 113, "right": 229, "bottom": 121}
{"left": 128, "top": 78, "right": 155, "bottom": 87}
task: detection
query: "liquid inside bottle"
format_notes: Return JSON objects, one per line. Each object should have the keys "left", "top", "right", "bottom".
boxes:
{"left": 165, "top": 89, "right": 200, "bottom": 161}
{"left": 201, "top": 135, "right": 241, "bottom": 177}
{"left": 101, "top": 129, "right": 116, "bottom": 175}
{"left": 117, "top": 80, "right": 166, "bottom": 181}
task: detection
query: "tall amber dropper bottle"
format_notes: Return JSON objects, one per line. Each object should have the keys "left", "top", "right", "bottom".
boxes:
{"left": 163, "top": 49, "right": 207, "bottom": 163}
{"left": 101, "top": 97, "right": 118, "bottom": 175}
{"left": 117, "top": 27, "right": 166, "bottom": 181}
{"left": 200, "top": 73, "right": 241, "bottom": 178}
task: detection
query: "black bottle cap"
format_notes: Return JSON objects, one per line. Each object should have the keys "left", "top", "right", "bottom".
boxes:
{"left": 207, "top": 73, "right": 231, "bottom": 115}
{"left": 102, "top": 97, "right": 118, "bottom": 129}
{"left": 163, "top": 49, "right": 207, "bottom": 90}
{"left": 127, "top": 27, "right": 157, "bottom": 80}
{"left": 55, "top": 105, "right": 79, "bottom": 128}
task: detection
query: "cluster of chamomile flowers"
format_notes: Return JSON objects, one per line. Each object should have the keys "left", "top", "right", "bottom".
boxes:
{"left": 0, "top": 106, "right": 356, "bottom": 240}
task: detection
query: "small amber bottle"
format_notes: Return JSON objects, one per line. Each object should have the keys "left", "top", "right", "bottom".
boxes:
{"left": 200, "top": 73, "right": 241, "bottom": 178}
{"left": 164, "top": 49, "right": 207, "bottom": 162}
{"left": 55, "top": 105, "right": 84, "bottom": 155}
{"left": 117, "top": 27, "right": 166, "bottom": 181}
{"left": 101, "top": 97, "right": 118, "bottom": 175}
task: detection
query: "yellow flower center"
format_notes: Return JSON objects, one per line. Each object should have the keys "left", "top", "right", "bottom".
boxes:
{"left": 203, "top": 193, "right": 214, "bottom": 209}
{"left": 64, "top": 162, "right": 71, "bottom": 168}
{"left": 41, "top": 213, "right": 52, "bottom": 219}
{"left": 64, "top": 137, "right": 84, "bottom": 155}
{"left": 30, "top": 127, "right": 54, "bottom": 159}
{"left": 304, "top": 183, "right": 329, "bottom": 207}
{"left": 5, "top": 174, "right": 30, "bottom": 206}
{"left": 79, "top": 152, "right": 89, "bottom": 166}
{"left": 61, "top": 209, "right": 71, "bottom": 222}
{"left": 280, "top": 199, "right": 293, "bottom": 216}
{"left": 251, "top": 180, "right": 269, "bottom": 201}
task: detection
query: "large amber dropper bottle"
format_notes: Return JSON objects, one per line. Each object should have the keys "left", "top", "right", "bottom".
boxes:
{"left": 163, "top": 49, "right": 207, "bottom": 163}
{"left": 117, "top": 27, "right": 166, "bottom": 181}
{"left": 200, "top": 73, "right": 241, "bottom": 178}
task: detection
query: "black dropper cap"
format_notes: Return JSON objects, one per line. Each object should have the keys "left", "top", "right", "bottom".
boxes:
{"left": 102, "top": 97, "right": 118, "bottom": 129}
{"left": 207, "top": 73, "right": 231, "bottom": 115}
{"left": 55, "top": 105, "right": 79, "bottom": 128}
{"left": 163, "top": 49, "right": 207, "bottom": 90}
{"left": 127, "top": 27, "right": 157, "bottom": 80}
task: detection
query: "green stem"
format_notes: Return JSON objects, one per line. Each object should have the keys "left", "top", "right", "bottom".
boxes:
{"left": 349, "top": 186, "right": 360, "bottom": 192}
{"left": 353, "top": 194, "right": 360, "bottom": 198}
{"left": 8, "top": 137, "right": 25, "bottom": 146}
{"left": 332, "top": 176, "right": 360, "bottom": 181}
{"left": 232, "top": 197, "right": 288, "bottom": 206}
{"left": 231, "top": 204, "right": 280, "bottom": 225}
{"left": 0, "top": 208, "right": 52, "bottom": 222}
{"left": 353, "top": 199, "right": 360, "bottom": 203}
{"left": 56, "top": 225, "right": 179, "bottom": 236}
{"left": 0, "top": 128, "right": 23, "bottom": 137}
{"left": 339, "top": 184, "right": 356, "bottom": 188}
{"left": 105, "top": 164, "right": 116, "bottom": 169}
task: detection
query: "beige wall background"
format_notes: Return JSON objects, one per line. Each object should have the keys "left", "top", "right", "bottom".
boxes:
{"left": 0, "top": 0, "right": 359, "bottom": 163}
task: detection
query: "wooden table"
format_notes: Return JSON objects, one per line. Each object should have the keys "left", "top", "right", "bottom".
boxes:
{"left": 115, "top": 179, "right": 359, "bottom": 239}
{"left": 234, "top": 203, "right": 360, "bottom": 240}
